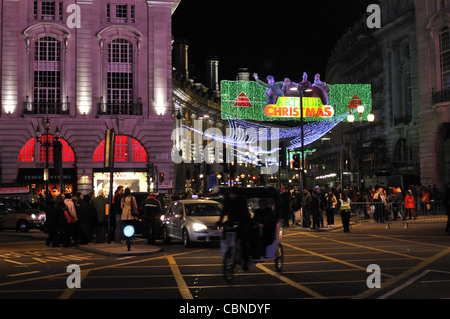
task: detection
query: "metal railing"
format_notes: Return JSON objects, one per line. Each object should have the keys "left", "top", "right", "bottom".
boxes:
{"left": 350, "top": 201, "right": 448, "bottom": 229}
{"left": 97, "top": 100, "right": 142, "bottom": 116}
{"left": 23, "top": 100, "right": 70, "bottom": 115}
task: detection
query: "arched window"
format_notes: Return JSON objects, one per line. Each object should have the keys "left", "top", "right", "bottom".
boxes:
{"left": 93, "top": 135, "right": 147, "bottom": 162}
{"left": 34, "top": 36, "right": 61, "bottom": 114}
{"left": 18, "top": 135, "right": 75, "bottom": 162}
{"left": 440, "top": 26, "right": 450, "bottom": 90}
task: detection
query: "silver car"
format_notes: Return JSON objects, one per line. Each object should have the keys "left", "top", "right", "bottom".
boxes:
{"left": 161, "top": 199, "right": 223, "bottom": 247}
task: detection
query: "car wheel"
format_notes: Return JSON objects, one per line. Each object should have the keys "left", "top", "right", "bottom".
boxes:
{"left": 17, "top": 220, "right": 30, "bottom": 233}
{"left": 182, "top": 228, "right": 191, "bottom": 248}
{"left": 162, "top": 226, "right": 171, "bottom": 243}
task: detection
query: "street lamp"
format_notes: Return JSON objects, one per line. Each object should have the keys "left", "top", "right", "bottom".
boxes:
{"left": 35, "top": 118, "right": 61, "bottom": 208}
{"left": 346, "top": 105, "right": 375, "bottom": 191}
{"left": 290, "top": 86, "right": 312, "bottom": 191}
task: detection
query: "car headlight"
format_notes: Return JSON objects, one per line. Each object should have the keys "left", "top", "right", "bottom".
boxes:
{"left": 160, "top": 215, "right": 165, "bottom": 222}
{"left": 31, "top": 214, "right": 37, "bottom": 220}
{"left": 192, "top": 223, "right": 208, "bottom": 232}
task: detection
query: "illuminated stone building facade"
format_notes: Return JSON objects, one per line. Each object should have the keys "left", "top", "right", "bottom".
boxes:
{"left": 0, "top": 0, "right": 180, "bottom": 196}
{"left": 308, "top": 0, "right": 420, "bottom": 189}
{"left": 414, "top": 0, "right": 450, "bottom": 190}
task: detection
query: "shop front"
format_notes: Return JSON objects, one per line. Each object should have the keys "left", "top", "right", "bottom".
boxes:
{"left": 93, "top": 169, "right": 150, "bottom": 196}
{"left": 17, "top": 168, "right": 77, "bottom": 199}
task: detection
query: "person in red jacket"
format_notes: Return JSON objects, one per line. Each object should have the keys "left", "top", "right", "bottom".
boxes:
{"left": 404, "top": 190, "right": 416, "bottom": 220}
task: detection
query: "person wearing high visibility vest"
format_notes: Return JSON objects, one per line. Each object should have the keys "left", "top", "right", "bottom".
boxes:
{"left": 337, "top": 191, "right": 353, "bottom": 233}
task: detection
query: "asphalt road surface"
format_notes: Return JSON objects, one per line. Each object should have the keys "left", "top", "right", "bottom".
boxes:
{"left": 1, "top": 221, "right": 450, "bottom": 303}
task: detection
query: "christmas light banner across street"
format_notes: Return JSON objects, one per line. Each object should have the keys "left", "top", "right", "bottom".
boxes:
{"left": 221, "top": 81, "right": 372, "bottom": 122}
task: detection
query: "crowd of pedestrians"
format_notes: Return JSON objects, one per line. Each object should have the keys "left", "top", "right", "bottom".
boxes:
{"left": 42, "top": 181, "right": 450, "bottom": 246}
{"left": 278, "top": 182, "right": 450, "bottom": 234}
{"left": 43, "top": 186, "right": 164, "bottom": 247}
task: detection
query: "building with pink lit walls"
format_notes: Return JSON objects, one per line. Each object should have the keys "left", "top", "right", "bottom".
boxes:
{"left": 0, "top": 0, "right": 181, "bottom": 198}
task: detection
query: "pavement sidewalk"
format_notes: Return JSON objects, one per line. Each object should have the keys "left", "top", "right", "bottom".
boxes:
{"left": 77, "top": 239, "right": 162, "bottom": 257}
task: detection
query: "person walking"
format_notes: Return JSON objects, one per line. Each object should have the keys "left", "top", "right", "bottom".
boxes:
{"left": 93, "top": 190, "right": 108, "bottom": 243}
{"left": 291, "top": 188, "right": 302, "bottom": 225}
{"left": 142, "top": 192, "right": 162, "bottom": 245}
{"left": 121, "top": 188, "right": 138, "bottom": 228}
{"left": 337, "top": 191, "right": 353, "bottom": 233}
{"left": 404, "top": 190, "right": 416, "bottom": 220}
{"left": 301, "top": 189, "right": 312, "bottom": 228}
{"left": 310, "top": 190, "right": 321, "bottom": 230}
{"left": 325, "top": 189, "right": 337, "bottom": 228}
{"left": 77, "top": 194, "right": 96, "bottom": 245}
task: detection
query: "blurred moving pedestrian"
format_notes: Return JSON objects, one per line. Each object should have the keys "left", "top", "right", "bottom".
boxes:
{"left": 93, "top": 190, "right": 108, "bottom": 243}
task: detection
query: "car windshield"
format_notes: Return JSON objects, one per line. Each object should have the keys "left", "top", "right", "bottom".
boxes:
{"left": 185, "top": 203, "right": 222, "bottom": 216}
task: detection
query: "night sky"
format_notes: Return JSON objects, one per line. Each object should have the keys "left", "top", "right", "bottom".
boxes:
{"left": 172, "top": 0, "right": 373, "bottom": 84}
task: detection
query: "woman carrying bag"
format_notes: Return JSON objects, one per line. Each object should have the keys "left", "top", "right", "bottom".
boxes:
{"left": 121, "top": 188, "right": 138, "bottom": 228}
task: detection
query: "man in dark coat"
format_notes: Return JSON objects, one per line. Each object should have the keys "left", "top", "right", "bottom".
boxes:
{"left": 93, "top": 190, "right": 108, "bottom": 243}
{"left": 45, "top": 197, "right": 65, "bottom": 247}
{"left": 142, "top": 193, "right": 162, "bottom": 245}
{"left": 77, "top": 195, "right": 96, "bottom": 245}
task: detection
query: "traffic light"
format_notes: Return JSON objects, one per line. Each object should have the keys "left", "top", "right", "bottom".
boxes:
{"left": 159, "top": 172, "right": 165, "bottom": 182}
{"left": 148, "top": 163, "right": 154, "bottom": 179}
{"left": 293, "top": 153, "right": 301, "bottom": 169}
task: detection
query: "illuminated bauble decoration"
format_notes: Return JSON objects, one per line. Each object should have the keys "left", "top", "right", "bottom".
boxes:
{"left": 347, "top": 114, "right": 355, "bottom": 123}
